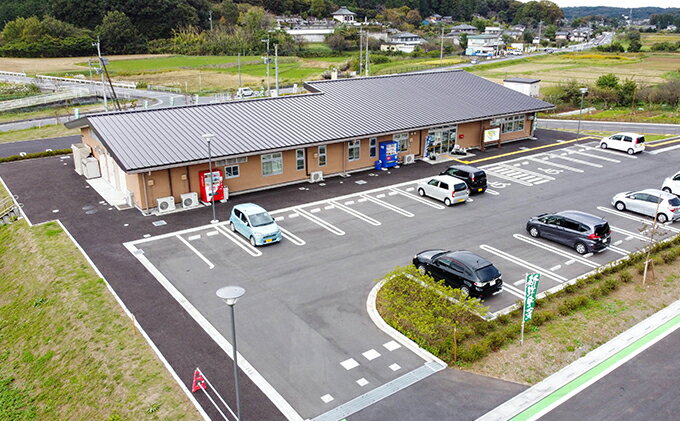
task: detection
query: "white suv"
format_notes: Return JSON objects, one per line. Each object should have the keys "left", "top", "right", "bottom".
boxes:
{"left": 663, "top": 171, "right": 680, "bottom": 195}
{"left": 599, "top": 132, "right": 645, "bottom": 155}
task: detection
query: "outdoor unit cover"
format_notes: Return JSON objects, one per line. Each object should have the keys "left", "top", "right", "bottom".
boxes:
{"left": 404, "top": 154, "right": 416, "bottom": 165}
{"left": 309, "top": 171, "right": 324, "bottom": 183}
{"left": 181, "top": 192, "right": 199, "bottom": 208}
{"left": 157, "top": 196, "right": 176, "bottom": 213}
{"left": 81, "top": 157, "right": 101, "bottom": 179}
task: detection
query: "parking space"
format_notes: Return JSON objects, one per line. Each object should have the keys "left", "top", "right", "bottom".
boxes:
{"left": 123, "top": 138, "right": 680, "bottom": 420}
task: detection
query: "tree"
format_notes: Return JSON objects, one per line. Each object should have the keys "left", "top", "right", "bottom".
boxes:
{"left": 213, "top": 0, "right": 239, "bottom": 26}
{"left": 309, "top": 0, "right": 329, "bottom": 19}
{"left": 596, "top": 73, "right": 619, "bottom": 89}
{"left": 617, "top": 79, "right": 638, "bottom": 106}
{"left": 405, "top": 9, "right": 422, "bottom": 25}
{"left": 97, "top": 11, "right": 147, "bottom": 55}
{"left": 628, "top": 39, "right": 642, "bottom": 53}
{"left": 459, "top": 33, "right": 468, "bottom": 49}
{"left": 326, "top": 33, "right": 348, "bottom": 51}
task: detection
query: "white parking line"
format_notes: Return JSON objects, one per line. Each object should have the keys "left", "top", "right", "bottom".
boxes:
{"left": 479, "top": 245, "right": 567, "bottom": 283}
{"left": 388, "top": 191, "right": 399, "bottom": 196}
{"left": 550, "top": 264, "right": 562, "bottom": 271}
{"left": 482, "top": 168, "right": 534, "bottom": 186}
{"left": 360, "top": 194, "right": 414, "bottom": 217}
{"left": 344, "top": 200, "right": 355, "bottom": 205}
{"left": 377, "top": 194, "right": 386, "bottom": 198}
{"left": 176, "top": 235, "right": 215, "bottom": 269}
{"left": 596, "top": 206, "right": 680, "bottom": 234}
{"left": 529, "top": 157, "right": 584, "bottom": 173}
{"left": 188, "top": 234, "right": 201, "bottom": 241}
{"left": 288, "top": 213, "right": 299, "bottom": 219}
{"left": 329, "top": 200, "right": 381, "bottom": 226}
{"left": 609, "top": 226, "right": 652, "bottom": 242}
{"left": 494, "top": 163, "right": 555, "bottom": 181}
{"left": 215, "top": 226, "right": 263, "bottom": 257}
{"left": 566, "top": 147, "right": 621, "bottom": 163}
{"left": 486, "top": 189, "right": 500, "bottom": 195}
{"left": 274, "top": 216, "right": 284, "bottom": 222}
{"left": 608, "top": 245, "right": 631, "bottom": 255}
{"left": 324, "top": 205, "right": 335, "bottom": 210}
{"left": 503, "top": 283, "right": 526, "bottom": 299}
{"left": 578, "top": 144, "right": 637, "bottom": 159}
{"left": 405, "top": 187, "right": 415, "bottom": 192}
{"left": 278, "top": 226, "right": 305, "bottom": 246}
{"left": 295, "top": 208, "right": 345, "bottom": 236}
{"left": 389, "top": 188, "right": 446, "bottom": 209}
{"left": 310, "top": 208, "right": 321, "bottom": 213}
{"left": 206, "top": 231, "right": 219, "bottom": 237}
{"left": 513, "top": 234, "right": 600, "bottom": 268}
{"left": 546, "top": 153, "right": 603, "bottom": 168}
{"left": 614, "top": 240, "right": 623, "bottom": 246}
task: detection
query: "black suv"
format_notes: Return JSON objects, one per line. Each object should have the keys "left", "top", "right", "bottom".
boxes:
{"left": 413, "top": 250, "right": 502, "bottom": 297}
{"left": 440, "top": 164, "right": 487, "bottom": 194}
{"left": 526, "top": 210, "right": 611, "bottom": 255}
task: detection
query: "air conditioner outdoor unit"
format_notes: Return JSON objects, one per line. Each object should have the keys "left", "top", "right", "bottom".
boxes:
{"left": 309, "top": 171, "right": 324, "bottom": 183}
{"left": 157, "top": 196, "right": 176, "bottom": 213}
{"left": 181, "top": 192, "right": 199, "bottom": 208}
{"left": 403, "top": 154, "right": 415, "bottom": 165}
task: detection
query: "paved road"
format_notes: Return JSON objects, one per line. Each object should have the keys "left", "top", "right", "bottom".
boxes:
{"left": 0, "top": 135, "right": 79, "bottom": 158}
{"left": 538, "top": 118, "right": 680, "bottom": 135}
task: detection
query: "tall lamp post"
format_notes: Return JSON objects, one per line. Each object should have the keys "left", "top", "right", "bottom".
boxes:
{"left": 216, "top": 286, "right": 246, "bottom": 421}
{"left": 577, "top": 87, "right": 588, "bottom": 135}
{"left": 202, "top": 133, "right": 218, "bottom": 224}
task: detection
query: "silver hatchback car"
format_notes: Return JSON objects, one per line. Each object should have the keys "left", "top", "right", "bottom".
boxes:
{"left": 417, "top": 175, "right": 470, "bottom": 206}
{"left": 612, "top": 189, "right": 680, "bottom": 224}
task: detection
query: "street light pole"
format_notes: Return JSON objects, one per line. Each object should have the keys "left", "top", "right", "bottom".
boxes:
{"left": 216, "top": 286, "right": 246, "bottom": 421}
{"left": 203, "top": 133, "right": 218, "bottom": 224}
{"left": 577, "top": 87, "right": 588, "bottom": 135}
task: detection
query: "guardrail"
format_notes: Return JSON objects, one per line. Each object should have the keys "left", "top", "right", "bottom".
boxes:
{"left": 0, "top": 70, "right": 27, "bottom": 78}
{"left": 148, "top": 85, "right": 182, "bottom": 93}
{"left": 0, "top": 89, "right": 92, "bottom": 112}
{"left": 35, "top": 74, "right": 136, "bottom": 89}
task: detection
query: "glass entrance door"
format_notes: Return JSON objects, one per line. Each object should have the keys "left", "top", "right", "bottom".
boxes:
{"left": 428, "top": 126, "right": 458, "bottom": 155}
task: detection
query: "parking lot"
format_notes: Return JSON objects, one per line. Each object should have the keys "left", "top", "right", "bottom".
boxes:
{"left": 125, "top": 138, "right": 680, "bottom": 420}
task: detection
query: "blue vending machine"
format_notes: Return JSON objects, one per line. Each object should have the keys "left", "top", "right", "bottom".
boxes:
{"left": 378, "top": 141, "right": 399, "bottom": 169}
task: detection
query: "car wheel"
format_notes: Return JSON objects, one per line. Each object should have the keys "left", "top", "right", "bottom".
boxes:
{"left": 575, "top": 242, "right": 588, "bottom": 255}
{"left": 627, "top": 148, "right": 634, "bottom": 155}
{"left": 460, "top": 285, "right": 470, "bottom": 296}
{"left": 662, "top": 187, "right": 672, "bottom": 194}
{"left": 529, "top": 227, "right": 540, "bottom": 238}
{"left": 417, "top": 265, "right": 427, "bottom": 276}
{"left": 249, "top": 236, "right": 257, "bottom": 247}
{"left": 418, "top": 188, "right": 425, "bottom": 197}
{"left": 657, "top": 213, "right": 668, "bottom": 224}
{"left": 229, "top": 221, "right": 235, "bottom": 232}
{"left": 444, "top": 197, "right": 452, "bottom": 206}
{"left": 615, "top": 201, "right": 626, "bottom": 211}
{"left": 600, "top": 142, "right": 607, "bottom": 149}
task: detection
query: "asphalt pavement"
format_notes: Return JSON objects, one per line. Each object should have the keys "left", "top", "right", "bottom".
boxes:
{"left": 0, "top": 135, "right": 79, "bottom": 158}
{"left": 537, "top": 118, "right": 680, "bottom": 135}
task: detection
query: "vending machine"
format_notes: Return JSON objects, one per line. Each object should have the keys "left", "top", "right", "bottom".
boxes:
{"left": 198, "top": 169, "right": 225, "bottom": 203}
{"left": 378, "top": 141, "right": 399, "bottom": 169}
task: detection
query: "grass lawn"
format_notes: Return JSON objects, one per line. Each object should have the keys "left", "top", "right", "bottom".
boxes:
{"left": 0, "top": 125, "right": 78, "bottom": 144}
{"left": 543, "top": 106, "right": 680, "bottom": 125}
{"left": 0, "top": 208, "right": 198, "bottom": 419}
{"left": 0, "top": 102, "right": 120, "bottom": 124}
{"left": 469, "top": 52, "right": 680, "bottom": 86}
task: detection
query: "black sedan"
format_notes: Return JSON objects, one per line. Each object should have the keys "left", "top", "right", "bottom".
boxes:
{"left": 412, "top": 250, "right": 503, "bottom": 297}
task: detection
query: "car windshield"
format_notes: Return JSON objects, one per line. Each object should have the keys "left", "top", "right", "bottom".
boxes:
{"left": 249, "top": 212, "right": 274, "bottom": 227}
{"left": 476, "top": 265, "right": 500, "bottom": 282}
{"left": 669, "top": 197, "right": 680, "bottom": 207}
{"left": 595, "top": 223, "right": 610, "bottom": 237}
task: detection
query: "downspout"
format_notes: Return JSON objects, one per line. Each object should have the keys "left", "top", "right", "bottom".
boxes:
{"left": 142, "top": 172, "right": 150, "bottom": 214}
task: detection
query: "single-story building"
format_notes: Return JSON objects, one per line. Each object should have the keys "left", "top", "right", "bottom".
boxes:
{"left": 66, "top": 71, "right": 553, "bottom": 213}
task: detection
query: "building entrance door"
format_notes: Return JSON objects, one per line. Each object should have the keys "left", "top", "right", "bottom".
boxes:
{"left": 428, "top": 126, "right": 458, "bottom": 155}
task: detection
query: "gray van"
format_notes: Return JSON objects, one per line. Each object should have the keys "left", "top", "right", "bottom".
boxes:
{"left": 526, "top": 210, "right": 611, "bottom": 254}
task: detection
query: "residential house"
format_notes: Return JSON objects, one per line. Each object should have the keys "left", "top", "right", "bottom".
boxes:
{"left": 465, "top": 34, "right": 502, "bottom": 56}
{"left": 332, "top": 6, "right": 356, "bottom": 23}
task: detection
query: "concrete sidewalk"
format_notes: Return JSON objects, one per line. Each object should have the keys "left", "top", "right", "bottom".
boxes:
{"left": 477, "top": 299, "right": 680, "bottom": 421}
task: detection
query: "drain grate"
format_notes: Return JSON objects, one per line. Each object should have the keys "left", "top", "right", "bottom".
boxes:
{"left": 152, "top": 220, "right": 167, "bottom": 226}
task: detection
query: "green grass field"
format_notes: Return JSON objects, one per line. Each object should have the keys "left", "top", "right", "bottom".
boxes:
{"left": 0, "top": 125, "right": 78, "bottom": 144}
{"left": 0, "top": 199, "right": 197, "bottom": 419}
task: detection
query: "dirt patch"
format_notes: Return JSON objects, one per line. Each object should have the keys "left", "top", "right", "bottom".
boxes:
{"left": 125, "top": 70, "right": 264, "bottom": 92}
{"left": 464, "top": 261, "right": 680, "bottom": 385}
{"left": 0, "top": 54, "right": 170, "bottom": 74}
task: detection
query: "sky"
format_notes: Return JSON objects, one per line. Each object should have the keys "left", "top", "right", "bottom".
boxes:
{"left": 540, "top": 0, "right": 678, "bottom": 7}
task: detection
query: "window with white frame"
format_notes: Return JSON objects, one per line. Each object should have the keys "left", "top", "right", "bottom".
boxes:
{"left": 261, "top": 152, "right": 283, "bottom": 176}
{"left": 394, "top": 132, "right": 409, "bottom": 152}
{"left": 348, "top": 140, "right": 360, "bottom": 161}
{"left": 224, "top": 164, "right": 240, "bottom": 178}
{"left": 215, "top": 156, "right": 247, "bottom": 167}
{"left": 296, "top": 149, "right": 305, "bottom": 171}
{"left": 499, "top": 115, "right": 525, "bottom": 134}
{"left": 318, "top": 145, "right": 327, "bottom": 166}
{"left": 369, "top": 137, "right": 377, "bottom": 157}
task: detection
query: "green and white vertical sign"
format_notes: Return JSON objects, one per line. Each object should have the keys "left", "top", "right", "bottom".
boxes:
{"left": 521, "top": 273, "right": 541, "bottom": 345}
{"left": 523, "top": 273, "right": 541, "bottom": 322}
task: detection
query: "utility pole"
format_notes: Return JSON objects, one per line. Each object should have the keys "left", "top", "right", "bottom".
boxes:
{"left": 440, "top": 25, "right": 445, "bottom": 65}
{"left": 237, "top": 52, "right": 242, "bottom": 88}
{"left": 209, "top": 10, "right": 213, "bottom": 31}
{"left": 262, "top": 38, "right": 270, "bottom": 96}
{"left": 94, "top": 37, "right": 121, "bottom": 111}
{"left": 538, "top": 20, "right": 543, "bottom": 45}
{"left": 274, "top": 44, "right": 279, "bottom": 96}
{"left": 365, "top": 33, "right": 369, "bottom": 76}
{"left": 93, "top": 39, "right": 107, "bottom": 111}
{"left": 359, "top": 30, "right": 363, "bottom": 76}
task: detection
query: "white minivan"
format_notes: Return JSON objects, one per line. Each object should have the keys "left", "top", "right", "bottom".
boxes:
{"left": 417, "top": 175, "right": 470, "bottom": 206}
{"left": 599, "top": 132, "right": 645, "bottom": 155}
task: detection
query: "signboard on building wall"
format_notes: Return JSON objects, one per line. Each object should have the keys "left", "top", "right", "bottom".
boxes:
{"left": 484, "top": 128, "right": 500, "bottom": 143}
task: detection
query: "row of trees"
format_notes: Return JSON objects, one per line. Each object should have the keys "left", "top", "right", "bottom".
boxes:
{"left": 649, "top": 12, "right": 680, "bottom": 31}
{"left": 544, "top": 74, "right": 680, "bottom": 111}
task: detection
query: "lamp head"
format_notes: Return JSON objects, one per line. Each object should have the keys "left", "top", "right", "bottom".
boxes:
{"left": 217, "top": 286, "right": 245, "bottom": 306}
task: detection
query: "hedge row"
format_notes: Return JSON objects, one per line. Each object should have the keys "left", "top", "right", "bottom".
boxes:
{"left": 0, "top": 149, "right": 71, "bottom": 163}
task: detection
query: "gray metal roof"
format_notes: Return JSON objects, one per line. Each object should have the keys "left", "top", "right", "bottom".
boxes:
{"left": 504, "top": 78, "right": 541, "bottom": 84}
{"left": 70, "top": 70, "right": 553, "bottom": 173}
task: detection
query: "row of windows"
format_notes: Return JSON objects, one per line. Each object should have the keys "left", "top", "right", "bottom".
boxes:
{"left": 500, "top": 115, "right": 525, "bottom": 134}
{"left": 224, "top": 134, "right": 410, "bottom": 178}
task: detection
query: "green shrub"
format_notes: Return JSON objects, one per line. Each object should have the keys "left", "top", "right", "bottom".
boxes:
{"left": 558, "top": 295, "right": 589, "bottom": 315}
{"left": 485, "top": 330, "right": 508, "bottom": 351}
{"left": 530, "top": 309, "right": 555, "bottom": 326}
{"left": 0, "top": 149, "right": 71, "bottom": 163}
{"left": 618, "top": 270, "right": 633, "bottom": 283}
{"left": 458, "top": 343, "right": 490, "bottom": 362}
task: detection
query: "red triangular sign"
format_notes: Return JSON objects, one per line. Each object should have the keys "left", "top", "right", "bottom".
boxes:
{"left": 192, "top": 368, "right": 206, "bottom": 393}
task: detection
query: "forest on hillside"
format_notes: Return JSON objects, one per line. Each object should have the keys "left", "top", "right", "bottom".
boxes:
{"left": 562, "top": 6, "right": 680, "bottom": 20}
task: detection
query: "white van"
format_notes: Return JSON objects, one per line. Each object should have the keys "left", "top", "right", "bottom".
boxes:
{"left": 599, "top": 132, "right": 645, "bottom": 155}
{"left": 417, "top": 175, "right": 470, "bottom": 206}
